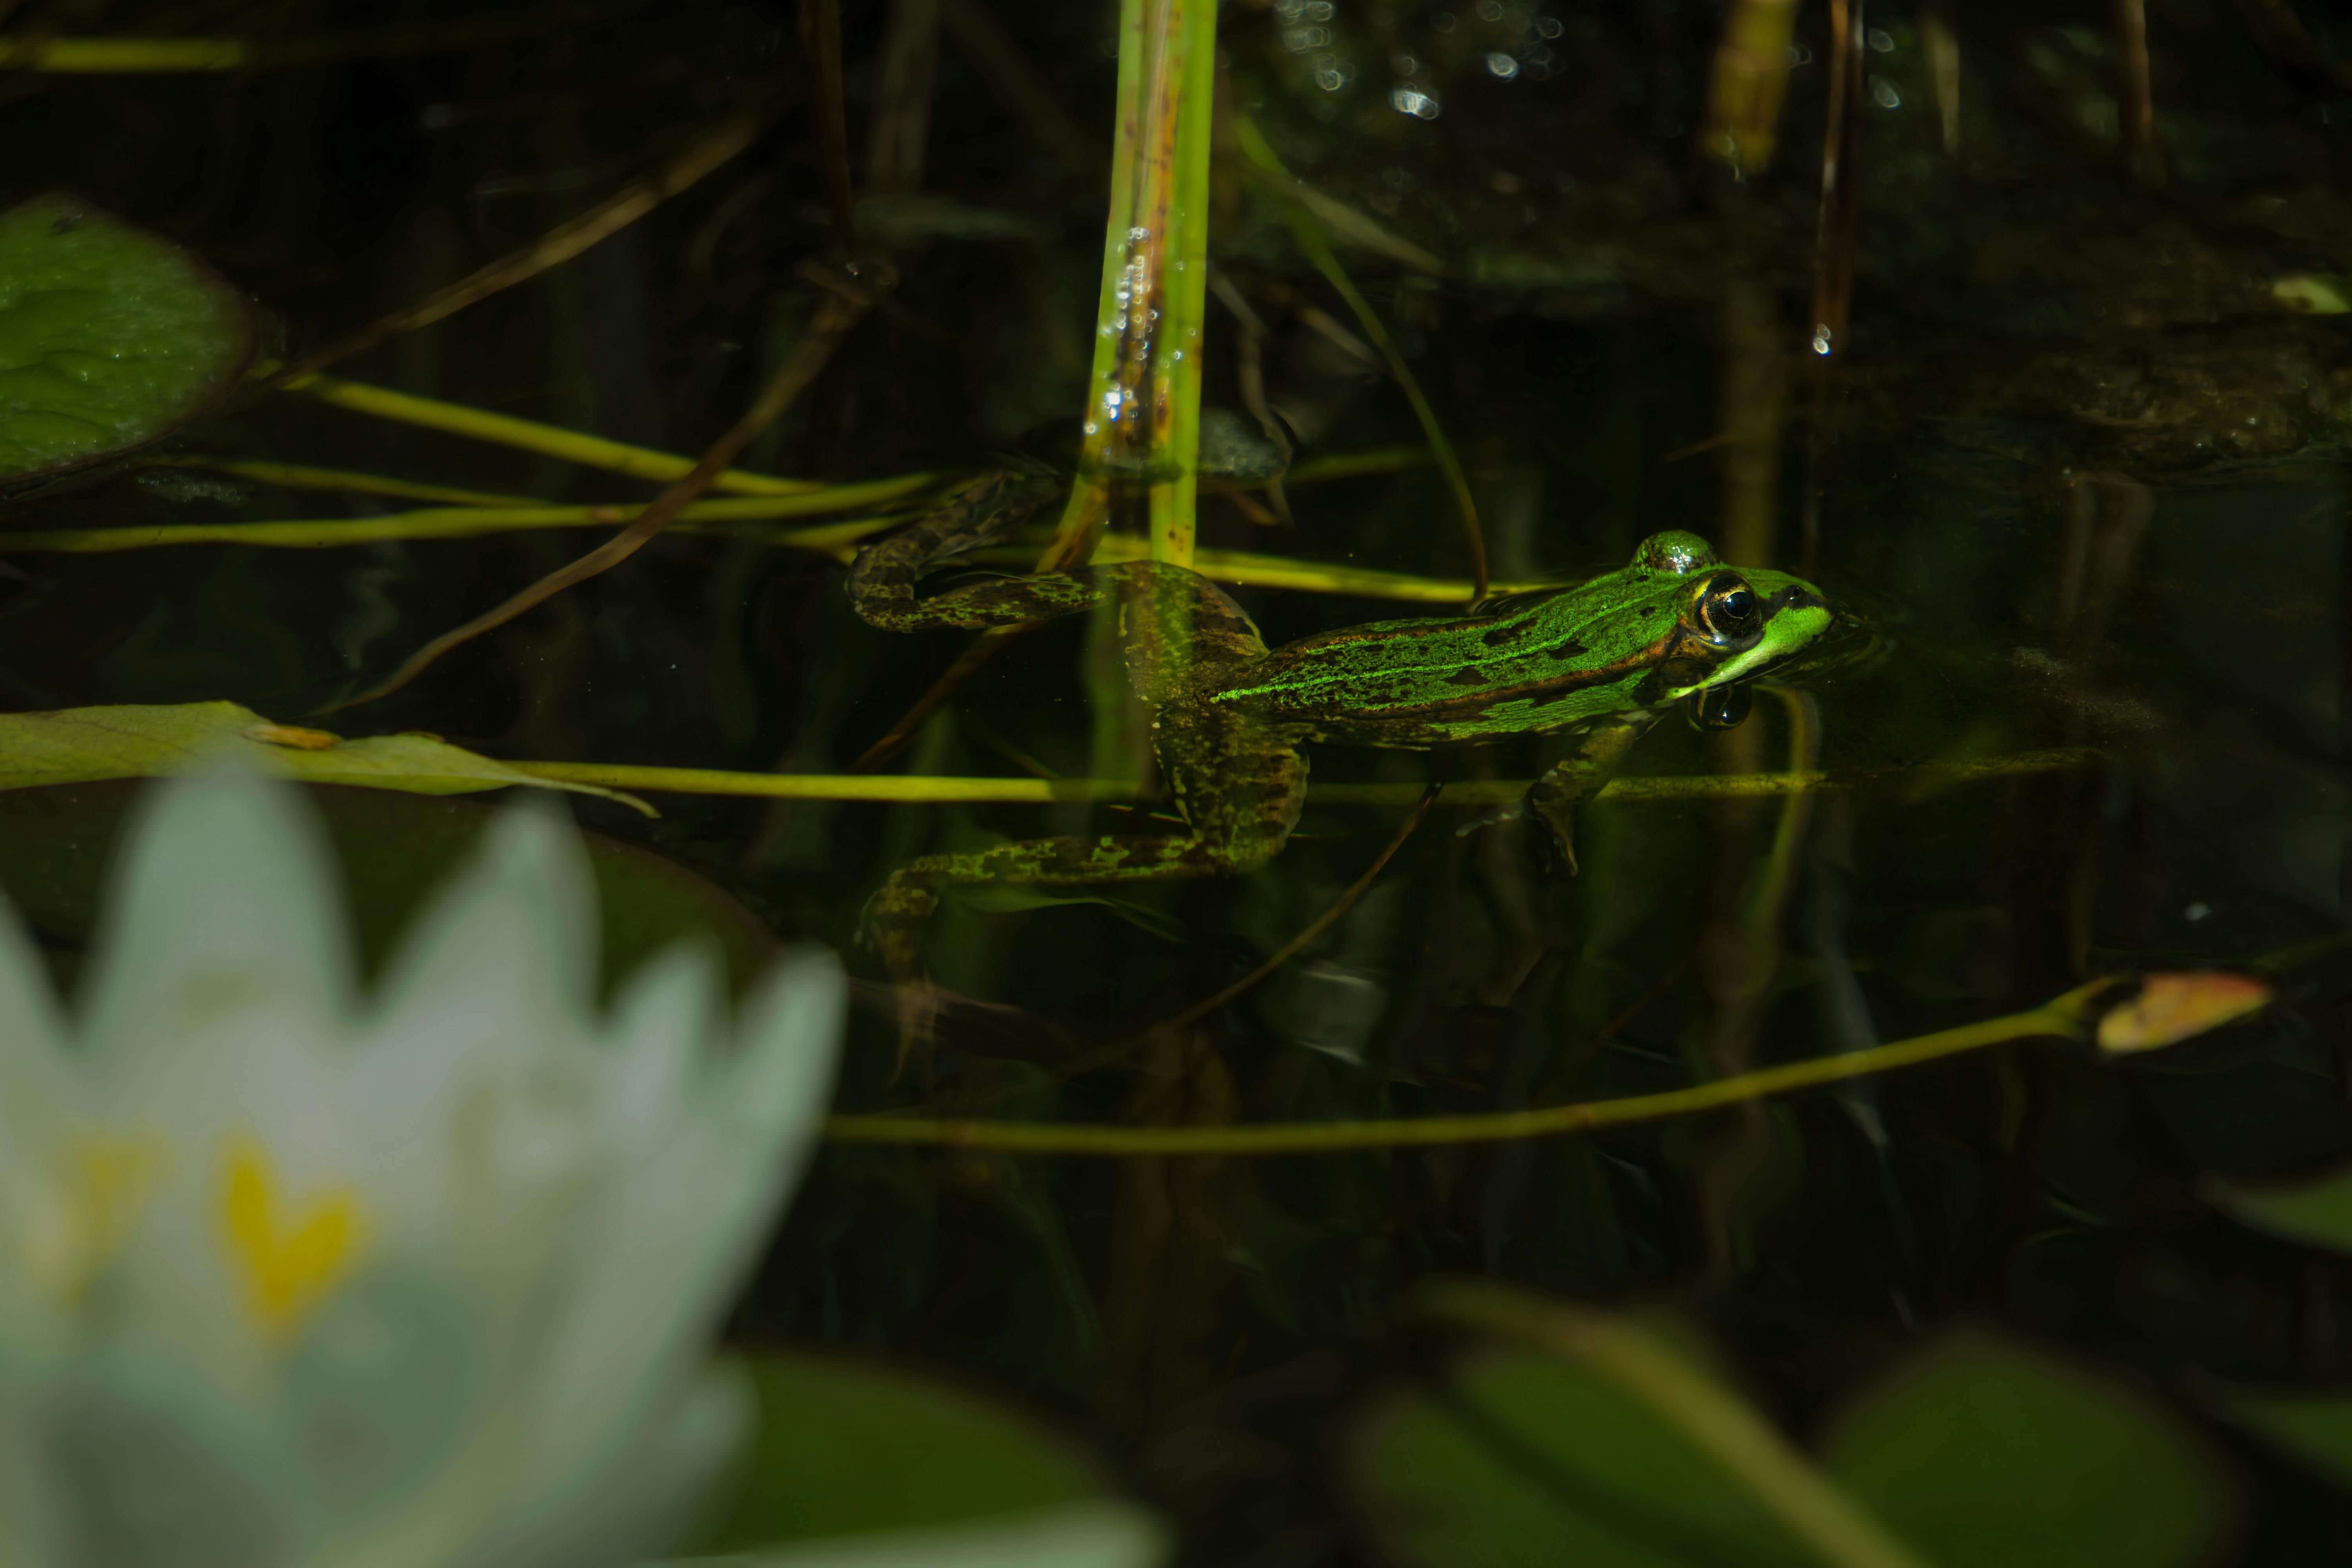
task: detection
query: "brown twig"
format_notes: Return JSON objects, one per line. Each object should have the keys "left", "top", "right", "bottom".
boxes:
{"left": 800, "top": 0, "right": 858, "bottom": 252}
{"left": 268, "top": 96, "right": 777, "bottom": 386}
{"left": 1154, "top": 782, "right": 1439, "bottom": 1036}
{"left": 940, "top": 0, "right": 1105, "bottom": 172}
{"left": 1054, "top": 784, "right": 1442, "bottom": 1079}
{"left": 867, "top": 0, "right": 943, "bottom": 195}
{"left": 848, "top": 624, "right": 1028, "bottom": 771}
{"left": 2114, "top": 0, "right": 2163, "bottom": 188}
{"left": 1807, "top": 0, "right": 1864, "bottom": 362}
{"left": 328, "top": 275, "right": 873, "bottom": 711}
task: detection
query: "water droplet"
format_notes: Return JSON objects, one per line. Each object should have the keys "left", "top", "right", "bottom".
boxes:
{"left": 1811, "top": 325, "right": 1834, "bottom": 356}
{"left": 1485, "top": 51, "right": 1519, "bottom": 80}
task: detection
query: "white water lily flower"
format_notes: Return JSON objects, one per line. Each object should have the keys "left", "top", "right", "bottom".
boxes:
{"left": 0, "top": 767, "right": 844, "bottom": 1568}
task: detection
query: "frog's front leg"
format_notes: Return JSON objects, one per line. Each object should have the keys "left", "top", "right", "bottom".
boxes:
{"left": 1461, "top": 707, "right": 1664, "bottom": 874}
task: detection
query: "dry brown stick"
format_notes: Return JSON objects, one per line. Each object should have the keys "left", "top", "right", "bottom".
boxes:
{"left": 2114, "top": 0, "right": 2162, "bottom": 187}
{"left": 329, "top": 280, "right": 872, "bottom": 711}
{"left": 940, "top": 0, "right": 1104, "bottom": 173}
{"left": 1151, "top": 783, "right": 1439, "bottom": 1037}
{"left": 1807, "top": 0, "right": 1864, "bottom": 362}
{"left": 800, "top": 0, "right": 858, "bottom": 252}
{"left": 269, "top": 96, "right": 777, "bottom": 387}
{"left": 848, "top": 624, "right": 1028, "bottom": 771}
{"left": 1049, "top": 784, "right": 1442, "bottom": 1081}
{"left": 867, "top": 0, "right": 943, "bottom": 194}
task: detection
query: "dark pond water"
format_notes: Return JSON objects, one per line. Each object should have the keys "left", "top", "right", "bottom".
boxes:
{"left": 7, "top": 0, "right": 2352, "bottom": 1559}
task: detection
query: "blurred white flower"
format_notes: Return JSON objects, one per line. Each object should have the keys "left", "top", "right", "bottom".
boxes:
{"left": 0, "top": 767, "right": 844, "bottom": 1568}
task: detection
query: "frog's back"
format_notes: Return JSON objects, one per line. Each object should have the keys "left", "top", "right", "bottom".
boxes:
{"left": 1205, "top": 573, "right": 1687, "bottom": 746}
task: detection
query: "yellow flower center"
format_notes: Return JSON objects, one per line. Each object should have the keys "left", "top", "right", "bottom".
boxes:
{"left": 218, "top": 1137, "right": 367, "bottom": 1336}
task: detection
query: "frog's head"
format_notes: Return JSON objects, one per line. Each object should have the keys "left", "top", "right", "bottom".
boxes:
{"left": 1623, "top": 531, "right": 1834, "bottom": 719}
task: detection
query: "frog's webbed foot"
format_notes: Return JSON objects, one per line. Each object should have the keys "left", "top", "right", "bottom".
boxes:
{"left": 864, "top": 870, "right": 947, "bottom": 1074}
{"left": 1454, "top": 791, "right": 1579, "bottom": 875}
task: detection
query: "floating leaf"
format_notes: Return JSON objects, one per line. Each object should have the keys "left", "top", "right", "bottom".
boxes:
{"left": 704, "top": 1354, "right": 1165, "bottom": 1567}
{"left": 2217, "top": 1390, "right": 2352, "bottom": 1494}
{"left": 0, "top": 701, "right": 650, "bottom": 814}
{"left": 0, "top": 193, "right": 256, "bottom": 482}
{"left": 1823, "top": 1331, "right": 2233, "bottom": 1568}
{"left": 1341, "top": 1344, "right": 1818, "bottom": 1568}
{"left": 2096, "top": 972, "right": 2272, "bottom": 1055}
{"left": 2211, "top": 1164, "right": 2352, "bottom": 1256}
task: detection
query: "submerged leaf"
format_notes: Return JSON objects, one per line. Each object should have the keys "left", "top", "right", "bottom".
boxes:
{"left": 1823, "top": 1331, "right": 2233, "bottom": 1568}
{"left": 2212, "top": 1164, "right": 2352, "bottom": 1256}
{"left": 0, "top": 193, "right": 256, "bottom": 481}
{"left": 1341, "top": 1345, "right": 1818, "bottom": 1568}
{"left": 2218, "top": 1390, "right": 2352, "bottom": 1494}
{"left": 0, "top": 701, "right": 652, "bottom": 814}
{"left": 706, "top": 1354, "right": 1161, "bottom": 1564}
{"left": 2095, "top": 972, "right": 2271, "bottom": 1055}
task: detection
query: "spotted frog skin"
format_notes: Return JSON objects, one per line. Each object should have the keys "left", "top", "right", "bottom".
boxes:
{"left": 850, "top": 471, "right": 1834, "bottom": 979}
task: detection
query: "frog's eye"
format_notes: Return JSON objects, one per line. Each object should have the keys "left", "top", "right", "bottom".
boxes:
{"left": 1695, "top": 576, "right": 1762, "bottom": 641}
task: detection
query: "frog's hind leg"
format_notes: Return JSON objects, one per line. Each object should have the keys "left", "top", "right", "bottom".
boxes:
{"left": 864, "top": 559, "right": 1295, "bottom": 1047}
{"left": 869, "top": 715, "right": 1305, "bottom": 1052}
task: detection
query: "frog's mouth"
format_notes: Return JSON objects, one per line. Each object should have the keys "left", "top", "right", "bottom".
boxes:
{"left": 1665, "top": 585, "right": 1835, "bottom": 698}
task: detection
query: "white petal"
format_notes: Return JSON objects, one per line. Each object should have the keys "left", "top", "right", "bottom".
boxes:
{"left": 0, "top": 891, "right": 67, "bottom": 1074}
{"left": 472, "top": 1367, "right": 751, "bottom": 1568}
{"left": 494, "top": 950, "right": 844, "bottom": 1527}
{"left": 667, "top": 1500, "right": 1172, "bottom": 1568}
{"left": 602, "top": 942, "right": 725, "bottom": 1154}
{"left": 367, "top": 802, "right": 597, "bottom": 1080}
{"left": 354, "top": 802, "right": 603, "bottom": 1278}
{"left": 77, "top": 766, "right": 353, "bottom": 1073}
{"left": 0, "top": 893, "right": 87, "bottom": 1319}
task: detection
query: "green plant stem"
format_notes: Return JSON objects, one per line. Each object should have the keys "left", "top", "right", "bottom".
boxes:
{"left": 0, "top": 0, "right": 646, "bottom": 70}
{"left": 279, "top": 371, "right": 821, "bottom": 495}
{"left": 821, "top": 982, "right": 2111, "bottom": 1155}
{"left": 1045, "top": 0, "right": 1218, "bottom": 569}
{"left": 1421, "top": 1284, "right": 1935, "bottom": 1568}
{"left": 502, "top": 748, "right": 2100, "bottom": 805}
{"left": 0, "top": 486, "right": 930, "bottom": 553}
{"left": 167, "top": 459, "right": 542, "bottom": 507}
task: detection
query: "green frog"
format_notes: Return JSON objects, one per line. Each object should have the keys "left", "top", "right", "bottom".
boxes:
{"left": 850, "top": 471, "right": 1834, "bottom": 982}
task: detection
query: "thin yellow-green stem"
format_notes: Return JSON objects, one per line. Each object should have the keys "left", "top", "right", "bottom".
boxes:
{"left": 822, "top": 983, "right": 2112, "bottom": 1154}
{"left": 0, "top": 483, "right": 928, "bottom": 552}
{"left": 167, "top": 459, "right": 541, "bottom": 508}
{"left": 1234, "top": 117, "right": 1486, "bottom": 603}
{"left": 1423, "top": 1284, "right": 1934, "bottom": 1568}
{"left": 1700, "top": 0, "right": 1802, "bottom": 172}
{"left": 1283, "top": 445, "right": 1432, "bottom": 485}
{"left": 280, "top": 371, "right": 822, "bottom": 495}
{"left": 0, "top": 0, "right": 644, "bottom": 71}
{"left": 1081, "top": 537, "right": 1527, "bottom": 601}
{"left": 501, "top": 748, "right": 2101, "bottom": 806}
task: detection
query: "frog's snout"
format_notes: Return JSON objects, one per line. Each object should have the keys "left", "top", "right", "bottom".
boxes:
{"left": 1767, "top": 583, "right": 1829, "bottom": 616}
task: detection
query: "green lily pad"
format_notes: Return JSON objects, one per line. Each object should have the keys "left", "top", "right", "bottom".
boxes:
{"left": 0, "top": 193, "right": 256, "bottom": 482}
{"left": 1341, "top": 1345, "right": 1817, "bottom": 1568}
{"left": 0, "top": 701, "right": 650, "bottom": 814}
{"left": 0, "top": 780, "right": 773, "bottom": 999}
{"left": 1822, "top": 1331, "right": 2233, "bottom": 1568}
{"left": 2218, "top": 1389, "right": 2352, "bottom": 1494}
{"left": 705, "top": 1353, "right": 1164, "bottom": 1566}
{"left": 2212, "top": 1164, "right": 2352, "bottom": 1255}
